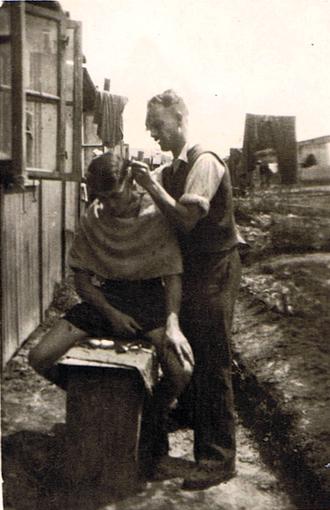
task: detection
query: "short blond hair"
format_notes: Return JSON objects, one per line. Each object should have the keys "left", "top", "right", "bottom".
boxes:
{"left": 147, "top": 89, "right": 189, "bottom": 117}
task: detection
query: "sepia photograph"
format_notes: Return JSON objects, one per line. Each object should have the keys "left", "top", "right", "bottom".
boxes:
{"left": 1, "top": 1, "right": 330, "bottom": 509}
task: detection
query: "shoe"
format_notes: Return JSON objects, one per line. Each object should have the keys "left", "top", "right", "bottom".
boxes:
{"left": 181, "top": 459, "right": 236, "bottom": 491}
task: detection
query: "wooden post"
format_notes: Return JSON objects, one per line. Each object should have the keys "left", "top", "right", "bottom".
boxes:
{"left": 71, "top": 20, "right": 83, "bottom": 181}
{"left": 10, "top": 2, "right": 26, "bottom": 187}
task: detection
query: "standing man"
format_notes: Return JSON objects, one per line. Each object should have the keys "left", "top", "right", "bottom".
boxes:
{"left": 132, "top": 89, "right": 243, "bottom": 490}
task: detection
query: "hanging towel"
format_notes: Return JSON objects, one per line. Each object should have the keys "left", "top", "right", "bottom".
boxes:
{"left": 94, "top": 91, "right": 128, "bottom": 147}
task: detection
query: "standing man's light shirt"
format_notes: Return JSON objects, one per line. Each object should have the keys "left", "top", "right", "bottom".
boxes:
{"left": 157, "top": 142, "right": 225, "bottom": 217}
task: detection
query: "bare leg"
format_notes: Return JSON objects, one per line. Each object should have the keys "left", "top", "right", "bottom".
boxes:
{"left": 141, "top": 328, "right": 193, "bottom": 465}
{"left": 28, "top": 318, "right": 88, "bottom": 389}
{"left": 145, "top": 327, "right": 193, "bottom": 401}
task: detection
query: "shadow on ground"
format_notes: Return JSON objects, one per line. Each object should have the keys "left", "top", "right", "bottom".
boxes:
{"left": 3, "top": 426, "right": 127, "bottom": 510}
{"left": 2, "top": 425, "right": 199, "bottom": 510}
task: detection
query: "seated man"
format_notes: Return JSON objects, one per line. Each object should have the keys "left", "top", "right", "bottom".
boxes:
{"left": 29, "top": 152, "right": 194, "bottom": 461}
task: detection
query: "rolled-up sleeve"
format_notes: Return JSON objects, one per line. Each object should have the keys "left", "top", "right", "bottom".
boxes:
{"left": 179, "top": 153, "right": 225, "bottom": 217}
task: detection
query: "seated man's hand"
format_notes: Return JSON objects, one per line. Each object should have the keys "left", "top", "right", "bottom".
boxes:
{"left": 163, "top": 324, "right": 195, "bottom": 368}
{"left": 104, "top": 307, "right": 142, "bottom": 337}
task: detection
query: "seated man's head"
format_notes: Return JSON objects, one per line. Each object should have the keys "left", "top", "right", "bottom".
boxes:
{"left": 86, "top": 152, "right": 139, "bottom": 217}
{"left": 146, "top": 89, "right": 188, "bottom": 155}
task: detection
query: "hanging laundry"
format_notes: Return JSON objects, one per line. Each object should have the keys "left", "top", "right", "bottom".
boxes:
{"left": 242, "top": 114, "right": 297, "bottom": 185}
{"left": 94, "top": 91, "right": 128, "bottom": 148}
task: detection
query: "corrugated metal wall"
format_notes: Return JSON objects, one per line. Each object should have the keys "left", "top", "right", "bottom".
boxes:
{"left": 1, "top": 180, "right": 79, "bottom": 366}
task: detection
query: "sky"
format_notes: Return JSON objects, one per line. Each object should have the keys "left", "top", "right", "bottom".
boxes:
{"left": 61, "top": 0, "right": 330, "bottom": 155}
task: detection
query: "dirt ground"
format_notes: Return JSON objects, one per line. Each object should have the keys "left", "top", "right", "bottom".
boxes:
{"left": 2, "top": 326, "right": 295, "bottom": 510}
{"left": 2, "top": 183, "right": 330, "bottom": 509}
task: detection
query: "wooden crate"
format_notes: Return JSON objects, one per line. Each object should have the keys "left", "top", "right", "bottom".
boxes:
{"left": 59, "top": 343, "right": 158, "bottom": 498}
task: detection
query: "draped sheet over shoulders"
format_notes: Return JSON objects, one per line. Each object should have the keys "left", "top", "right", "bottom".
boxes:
{"left": 68, "top": 192, "right": 182, "bottom": 280}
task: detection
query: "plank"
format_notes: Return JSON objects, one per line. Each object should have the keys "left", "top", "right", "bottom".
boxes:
{"left": 2, "top": 190, "right": 39, "bottom": 364}
{"left": 40, "top": 180, "right": 63, "bottom": 314}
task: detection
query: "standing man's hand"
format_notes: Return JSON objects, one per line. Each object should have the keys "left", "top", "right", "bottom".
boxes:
{"left": 163, "top": 322, "right": 195, "bottom": 368}
{"left": 131, "top": 161, "right": 153, "bottom": 189}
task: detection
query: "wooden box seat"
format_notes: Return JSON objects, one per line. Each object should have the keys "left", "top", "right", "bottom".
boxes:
{"left": 58, "top": 338, "right": 158, "bottom": 495}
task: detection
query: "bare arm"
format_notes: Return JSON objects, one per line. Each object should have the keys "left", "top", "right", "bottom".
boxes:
{"left": 74, "top": 270, "right": 110, "bottom": 312}
{"left": 74, "top": 270, "right": 142, "bottom": 336}
{"left": 163, "top": 273, "right": 182, "bottom": 330}
{"left": 163, "top": 274, "right": 194, "bottom": 367}
{"left": 131, "top": 162, "right": 202, "bottom": 232}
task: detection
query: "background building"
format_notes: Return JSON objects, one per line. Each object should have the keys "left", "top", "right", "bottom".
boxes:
{"left": 298, "top": 135, "right": 330, "bottom": 183}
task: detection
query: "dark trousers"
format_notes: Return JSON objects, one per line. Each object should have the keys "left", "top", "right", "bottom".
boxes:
{"left": 181, "top": 247, "right": 241, "bottom": 465}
